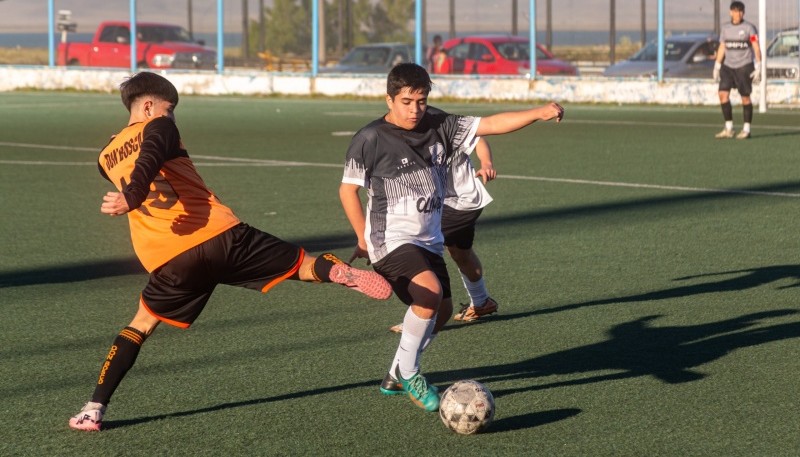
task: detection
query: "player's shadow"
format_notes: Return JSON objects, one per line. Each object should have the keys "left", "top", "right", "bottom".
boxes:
{"left": 431, "top": 309, "right": 800, "bottom": 396}
{"left": 0, "top": 257, "right": 145, "bottom": 288}
{"left": 487, "top": 408, "right": 581, "bottom": 433}
{"left": 453, "top": 264, "right": 800, "bottom": 326}
{"left": 7, "top": 178, "right": 800, "bottom": 288}
{"left": 104, "top": 310, "right": 798, "bottom": 431}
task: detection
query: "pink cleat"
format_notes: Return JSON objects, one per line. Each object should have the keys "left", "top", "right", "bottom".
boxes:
{"left": 69, "top": 402, "right": 106, "bottom": 431}
{"left": 330, "top": 263, "right": 392, "bottom": 300}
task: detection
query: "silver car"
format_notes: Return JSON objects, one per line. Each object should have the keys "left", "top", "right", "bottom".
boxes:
{"left": 766, "top": 29, "right": 799, "bottom": 80}
{"left": 603, "top": 34, "right": 719, "bottom": 79}
{"left": 320, "top": 43, "right": 413, "bottom": 74}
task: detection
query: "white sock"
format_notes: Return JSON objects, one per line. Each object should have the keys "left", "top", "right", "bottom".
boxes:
{"left": 390, "top": 307, "right": 434, "bottom": 380}
{"left": 390, "top": 329, "right": 438, "bottom": 379}
{"left": 461, "top": 273, "right": 489, "bottom": 307}
{"left": 742, "top": 122, "right": 751, "bottom": 133}
{"left": 421, "top": 332, "right": 437, "bottom": 351}
{"left": 725, "top": 121, "right": 733, "bottom": 131}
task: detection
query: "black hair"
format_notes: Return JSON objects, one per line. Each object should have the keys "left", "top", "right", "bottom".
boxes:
{"left": 386, "top": 63, "right": 432, "bottom": 99}
{"left": 119, "top": 72, "right": 179, "bottom": 112}
{"left": 730, "top": 1, "right": 745, "bottom": 12}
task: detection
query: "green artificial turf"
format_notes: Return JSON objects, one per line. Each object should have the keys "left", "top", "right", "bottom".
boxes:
{"left": 1, "top": 91, "right": 799, "bottom": 456}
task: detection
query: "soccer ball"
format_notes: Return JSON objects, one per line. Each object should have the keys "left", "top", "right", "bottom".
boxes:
{"left": 438, "top": 379, "right": 495, "bottom": 435}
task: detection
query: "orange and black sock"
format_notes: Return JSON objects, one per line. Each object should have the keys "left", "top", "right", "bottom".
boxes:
{"left": 311, "top": 253, "right": 344, "bottom": 282}
{"left": 90, "top": 326, "right": 147, "bottom": 405}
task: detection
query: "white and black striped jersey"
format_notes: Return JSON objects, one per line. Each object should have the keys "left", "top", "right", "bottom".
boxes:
{"left": 343, "top": 109, "right": 480, "bottom": 263}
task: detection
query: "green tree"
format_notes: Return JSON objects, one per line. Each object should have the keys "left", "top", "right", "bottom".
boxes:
{"left": 254, "top": 0, "right": 414, "bottom": 58}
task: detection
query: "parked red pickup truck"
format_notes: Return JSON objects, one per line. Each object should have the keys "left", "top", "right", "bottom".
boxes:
{"left": 57, "top": 21, "right": 216, "bottom": 70}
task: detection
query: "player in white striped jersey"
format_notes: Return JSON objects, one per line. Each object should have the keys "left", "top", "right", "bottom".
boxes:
{"left": 339, "top": 63, "right": 564, "bottom": 412}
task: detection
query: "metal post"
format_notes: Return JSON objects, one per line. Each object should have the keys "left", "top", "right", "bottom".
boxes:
{"left": 512, "top": 0, "right": 518, "bottom": 36}
{"left": 415, "top": 0, "right": 423, "bottom": 65}
{"left": 312, "top": 0, "right": 318, "bottom": 75}
{"left": 714, "top": 0, "right": 720, "bottom": 37}
{"left": 449, "top": 0, "right": 455, "bottom": 39}
{"left": 529, "top": 0, "right": 536, "bottom": 80}
{"left": 242, "top": 0, "right": 249, "bottom": 60}
{"left": 217, "top": 0, "right": 224, "bottom": 73}
{"left": 259, "top": 0, "right": 265, "bottom": 52}
{"left": 319, "top": 0, "right": 326, "bottom": 64}
{"left": 657, "top": 0, "right": 664, "bottom": 82}
{"left": 758, "top": 0, "right": 766, "bottom": 112}
{"left": 641, "top": 0, "right": 646, "bottom": 47}
{"left": 188, "top": 0, "right": 194, "bottom": 38}
{"left": 546, "top": 0, "right": 552, "bottom": 51}
{"left": 609, "top": 0, "right": 616, "bottom": 64}
{"left": 48, "top": 0, "right": 55, "bottom": 67}
{"left": 130, "top": 0, "right": 138, "bottom": 72}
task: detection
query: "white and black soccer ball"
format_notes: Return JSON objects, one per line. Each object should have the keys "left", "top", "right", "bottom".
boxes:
{"left": 439, "top": 379, "right": 495, "bottom": 435}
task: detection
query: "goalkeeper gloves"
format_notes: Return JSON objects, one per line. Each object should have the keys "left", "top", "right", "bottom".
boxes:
{"left": 750, "top": 64, "right": 762, "bottom": 84}
{"left": 713, "top": 62, "right": 721, "bottom": 82}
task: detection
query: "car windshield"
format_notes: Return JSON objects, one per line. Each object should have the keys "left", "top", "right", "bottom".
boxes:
{"left": 340, "top": 47, "right": 389, "bottom": 66}
{"left": 138, "top": 25, "right": 194, "bottom": 43}
{"left": 767, "top": 33, "right": 799, "bottom": 58}
{"left": 494, "top": 42, "right": 547, "bottom": 61}
{"left": 630, "top": 40, "right": 694, "bottom": 62}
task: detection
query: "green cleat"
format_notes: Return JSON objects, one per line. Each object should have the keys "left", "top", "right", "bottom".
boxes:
{"left": 395, "top": 367, "right": 440, "bottom": 412}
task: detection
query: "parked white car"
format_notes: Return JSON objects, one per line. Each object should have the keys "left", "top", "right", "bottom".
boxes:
{"left": 766, "top": 29, "right": 799, "bottom": 80}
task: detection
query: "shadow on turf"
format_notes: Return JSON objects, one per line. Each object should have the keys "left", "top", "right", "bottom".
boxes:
{"left": 432, "top": 309, "right": 800, "bottom": 396}
{"left": 487, "top": 408, "right": 581, "bottom": 433}
{"left": 7, "top": 179, "right": 800, "bottom": 288}
{"left": 453, "top": 263, "right": 800, "bottom": 322}
{"left": 103, "top": 310, "right": 799, "bottom": 430}
{"left": 0, "top": 234, "right": 360, "bottom": 288}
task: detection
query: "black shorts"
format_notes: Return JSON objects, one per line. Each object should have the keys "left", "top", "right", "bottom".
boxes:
{"left": 719, "top": 62, "right": 755, "bottom": 96}
{"left": 372, "top": 244, "right": 451, "bottom": 306}
{"left": 141, "top": 223, "right": 304, "bottom": 328}
{"left": 442, "top": 206, "right": 482, "bottom": 249}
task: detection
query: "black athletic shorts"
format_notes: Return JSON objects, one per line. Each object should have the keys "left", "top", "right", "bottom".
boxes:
{"left": 141, "top": 223, "right": 304, "bottom": 328}
{"left": 372, "top": 244, "right": 451, "bottom": 306}
{"left": 719, "top": 62, "right": 755, "bottom": 96}
{"left": 442, "top": 206, "right": 482, "bottom": 249}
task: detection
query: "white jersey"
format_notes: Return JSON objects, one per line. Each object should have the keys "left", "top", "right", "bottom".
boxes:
{"left": 342, "top": 110, "right": 480, "bottom": 263}
{"left": 444, "top": 139, "right": 493, "bottom": 211}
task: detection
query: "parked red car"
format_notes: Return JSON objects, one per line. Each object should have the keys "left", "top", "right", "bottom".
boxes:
{"left": 57, "top": 21, "right": 216, "bottom": 69}
{"left": 436, "top": 35, "right": 578, "bottom": 76}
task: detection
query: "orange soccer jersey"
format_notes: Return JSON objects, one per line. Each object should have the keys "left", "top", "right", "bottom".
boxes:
{"left": 98, "top": 117, "right": 240, "bottom": 272}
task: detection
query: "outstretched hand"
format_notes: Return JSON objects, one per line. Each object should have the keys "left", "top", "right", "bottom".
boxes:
{"left": 544, "top": 102, "right": 565, "bottom": 123}
{"left": 100, "top": 191, "right": 130, "bottom": 216}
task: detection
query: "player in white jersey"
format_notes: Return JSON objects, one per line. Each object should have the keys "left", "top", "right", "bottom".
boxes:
{"left": 713, "top": 1, "right": 762, "bottom": 140}
{"left": 388, "top": 129, "right": 498, "bottom": 334}
{"left": 339, "top": 62, "right": 564, "bottom": 412}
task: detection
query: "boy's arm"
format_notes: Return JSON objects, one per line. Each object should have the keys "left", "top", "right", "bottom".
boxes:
{"left": 473, "top": 138, "right": 496, "bottom": 184}
{"left": 339, "top": 183, "right": 370, "bottom": 264}
{"left": 475, "top": 102, "right": 564, "bottom": 137}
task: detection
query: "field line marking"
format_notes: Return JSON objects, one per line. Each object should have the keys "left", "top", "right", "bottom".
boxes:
{"left": 501, "top": 175, "right": 800, "bottom": 198}
{"left": 0, "top": 141, "right": 99, "bottom": 152}
{"left": 3, "top": 142, "right": 800, "bottom": 198}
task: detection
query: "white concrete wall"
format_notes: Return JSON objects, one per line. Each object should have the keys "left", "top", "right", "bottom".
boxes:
{"left": 1, "top": 66, "right": 798, "bottom": 106}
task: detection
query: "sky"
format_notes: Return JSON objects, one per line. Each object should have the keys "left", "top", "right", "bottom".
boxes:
{"left": 0, "top": 0, "right": 796, "bottom": 35}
